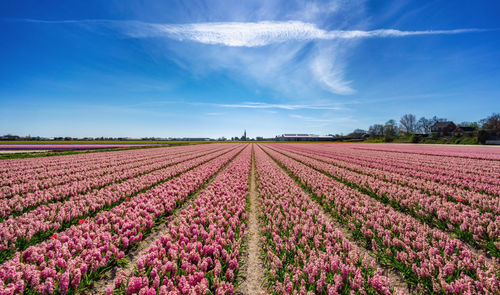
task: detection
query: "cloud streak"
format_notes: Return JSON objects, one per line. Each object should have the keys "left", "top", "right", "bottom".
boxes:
{"left": 290, "top": 114, "right": 354, "bottom": 123}
{"left": 20, "top": 19, "right": 485, "bottom": 47}
{"left": 122, "top": 20, "right": 484, "bottom": 47}
{"left": 215, "top": 102, "right": 346, "bottom": 110}
{"left": 16, "top": 18, "right": 489, "bottom": 95}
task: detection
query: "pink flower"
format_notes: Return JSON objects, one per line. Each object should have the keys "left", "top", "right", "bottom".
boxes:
{"left": 126, "top": 276, "right": 147, "bottom": 295}
{"left": 225, "top": 269, "right": 234, "bottom": 281}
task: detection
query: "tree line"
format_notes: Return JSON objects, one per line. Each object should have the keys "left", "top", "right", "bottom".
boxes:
{"left": 347, "top": 112, "right": 499, "bottom": 143}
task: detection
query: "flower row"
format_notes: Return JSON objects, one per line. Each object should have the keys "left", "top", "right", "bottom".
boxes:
{"left": 261, "top": 145, "right": 499, "bottom": 294}
{"left": 0, "top": 146, "right": 223, "bottom": 217}
{"left": 0, "top": 145, "right": 215, "bottom": 196}
{"left": 254, "top": 146, "right": 396, "bottom": 294}
{"left": 269, "top": 145, "right": 499, "bottom": 255}
{"left": 0, "top": 146, "right": 236, "bottom": 261}
{"left": 0, "top": 144, "right": 244, "bottom": 295}
{"left": 0, "top": 144, "right": 163, "bottom": 175}
{"left": 347, "top": 145, "right": 499, "bottom": 177}
{"left": 112, "top": 144, "right": 252, "bottom": 295}
{"left": 311, "top": 147, "right": 499, "bottom": 212}
{"left": 283, "top": 144, "right": 499, "bottom": 196}
{"left": 350, "top": 144, "right": 500, "bottom": 161}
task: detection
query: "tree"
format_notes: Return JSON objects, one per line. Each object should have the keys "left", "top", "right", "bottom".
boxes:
{"left": 368, "top": 124, "right": 384, "bottom": 137}
{"left": 384, "top": 119, "right": 399, "bottom": 141}
{"left": 416, "top": 117, "right": 432, "bottom": 134}
{"left": 399, "top": 114, "right": 417, "bottom": 134}
{"left": 430, "top": 116, "right": 447, "bottom": 126}
{"left": 348, "top": 129, "right": 366, "bottom": 139}
{"left": 478, "top": 130, "right": 488, "bottom": 144}
{"left": 479, "top": 113, "right": 500, "bottom": 130}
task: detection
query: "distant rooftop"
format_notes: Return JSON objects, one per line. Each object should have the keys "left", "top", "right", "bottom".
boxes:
{"left": 432, "top": 121, "right": 455, "bottom": 128}
{"left": 281, "top": 134, "right": 332, "bottom": 138}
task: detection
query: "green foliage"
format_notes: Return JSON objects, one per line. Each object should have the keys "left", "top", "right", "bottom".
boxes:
{"left": 460, "top": 137, "right": 478, "bottom": 144}
{"left": 478, "top": 130, "right": 488, "bottom": 144}
{"left": 362, "top": 135, "right": 478, "bottom": 145}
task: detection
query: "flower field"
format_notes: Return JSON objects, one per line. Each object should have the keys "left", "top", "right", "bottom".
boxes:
{"left": 0, "top": 144, "right": 158, "bottom": 152}
{"left": 0, "top": 143, "right": 498, "bottom": 294}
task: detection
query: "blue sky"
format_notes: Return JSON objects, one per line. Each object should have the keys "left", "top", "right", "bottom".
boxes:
{"left": 1, "top": 0, "right": 499, "bottom": 138}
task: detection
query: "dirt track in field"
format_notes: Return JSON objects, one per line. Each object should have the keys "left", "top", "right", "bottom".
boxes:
{"left": 237, "top": 148, "right": 266, "bottom": 295}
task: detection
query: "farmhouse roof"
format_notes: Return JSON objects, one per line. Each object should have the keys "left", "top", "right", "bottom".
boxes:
{"left": 456, "top": 126, "right": 475, "bottom": 132}
{"left": 432, "top": 121, "right": 455, "bottom": 128}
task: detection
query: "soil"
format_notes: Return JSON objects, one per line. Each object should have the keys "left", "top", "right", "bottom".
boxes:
{"left": 237, "top": 148, "right": 267, "bottom": 295}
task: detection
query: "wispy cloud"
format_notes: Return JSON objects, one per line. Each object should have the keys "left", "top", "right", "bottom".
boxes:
{"left": 311, "top": 45, "right": 354, "bottom": 95}
{"left": 21, "top": 19, "right": 486, "bottom": 47}
{"left": 215, "top": 102, "right": 346, "bottom": 110}
{"left": 119, "top": 100, "right": 347, "bottom": 111}
{"left": 131, "top": 21, "right": 484, "bottom": 47}
{"left": 290, "top": 114, "right": 354, "bottom": 123}
{"left": 14, "top": 17, "right": 489, "bottom": 96}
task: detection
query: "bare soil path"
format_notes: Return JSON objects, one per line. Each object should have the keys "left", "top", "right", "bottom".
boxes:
{"left": 237, "top": 147, "right": 266, "bottom": 295}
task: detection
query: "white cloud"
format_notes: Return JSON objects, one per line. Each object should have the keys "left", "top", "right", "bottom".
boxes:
{"left": 215, "top": 102, "right": 346, "bottom": 110}
{"left": 18, "top": 17, "right": 486, "bottom": 96}
{"left": 120, "top": 20, "right": 482, "bottom": 47}
{"left": 311, "top": 47, "right": 355, "bottom": 95}
{"left": 290, "top": 113, "right": 353, "bottom": 123}
{"left": 108, "top": 20, "right": 484, "bottom": 95}
{"left": 25, "top": 19, "right": 482, "bottom": 47}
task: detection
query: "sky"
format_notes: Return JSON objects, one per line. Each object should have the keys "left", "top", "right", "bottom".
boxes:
{"left": 1, "top": 0, "right": 499, "bottom": 138}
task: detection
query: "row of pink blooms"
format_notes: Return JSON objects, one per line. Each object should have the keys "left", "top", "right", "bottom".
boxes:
{"left": 0, "top": 146, "right": 226, "bottom": 217}
{"left": 281, "top": 144, "right": 499, "bottom": 214}
{"left": 282, "top": 144, "right": 499, "bottom": 197}
{"left": 341, "top": 144, "right": 499, "bottom": 178}
{"left": 262, "top": 145, "right": 499, "bottom": 294}
{"left": 0, "top": 146, "right": 166, "bottom": 186}
{"left": 254, "top": 146, "right": 396, "bottom": 294}
{"left": 270, "top": 145, "right": 499, "bottom": 250}
{"left": 0, "top": 145, "right": 219, "bottom": 198}
{"left": 349, "top": 143, "right": 500, "bottom": 161}
{"left": 111, "top": 145, "right": 252, "bottom": 295}
{"left": 0, "top": 146, "right": 232, "bottom": 253}
{"left": 0, "top": 145, "right": 243, "bottom": 295}
{"left": 299, "top": 145, "right": 500, "bottom": 213}
{"left": 0, "top": 144, "right": 179, "bottom": 177}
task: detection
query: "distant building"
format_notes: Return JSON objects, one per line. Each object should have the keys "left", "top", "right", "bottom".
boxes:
{"left": 453, "top": 126, "right": 476, "bottom": 137}
{"left": 242, "top": 130, "right": 247, "bottom": 141}
{"left": 276, "top": 134, "right": 334, "bottom": 142}
{"left": 171, "top": 138, "right": 211, "bottom": 141}
{"left": 431, "top": 121, "right": 456, "bottom": 136}
{"left": 0, "top": 135, "right": 20, "bottom": 141}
